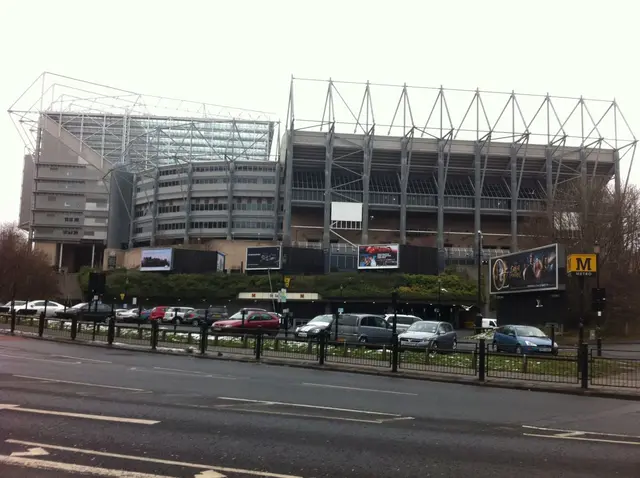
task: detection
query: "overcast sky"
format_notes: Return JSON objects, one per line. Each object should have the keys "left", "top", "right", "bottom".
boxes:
{"left": 1, "top": 0, "right": 638, "bottom": 225}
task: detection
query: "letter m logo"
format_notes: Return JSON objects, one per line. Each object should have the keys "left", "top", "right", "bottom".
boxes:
{"left": 576, "top": 257, "right": 592, "bottom": 271}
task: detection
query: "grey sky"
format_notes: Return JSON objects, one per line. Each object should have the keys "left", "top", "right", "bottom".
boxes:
{"left": 1, "top": 0, "right": 637, "bottom": 224}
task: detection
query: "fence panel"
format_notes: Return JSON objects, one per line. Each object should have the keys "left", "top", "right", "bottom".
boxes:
{"left": 590, "top": 348, "right": 640, "bottom": 389}
{"left": 325, "top": 342, "right": 392, "bottom": 368}
{"left": 486, "top": 346, "right": 580, "bottom": 384}
{"left": 261, "top": 337, "right": 320, "bottom": 362}
{"left": 398, "top": 342, "right": 478, "bottom": 376}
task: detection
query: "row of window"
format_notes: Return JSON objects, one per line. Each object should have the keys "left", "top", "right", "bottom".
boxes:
{"left": 190, "top": 221, "right": 228, "bottom": 229}
{"left": 152, "top": 221, "right": 275, "bottom": 232}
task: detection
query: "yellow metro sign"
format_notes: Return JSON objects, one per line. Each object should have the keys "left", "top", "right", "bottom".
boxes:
{"left": 567, "top": 254, "right": 597, "bottom": 276}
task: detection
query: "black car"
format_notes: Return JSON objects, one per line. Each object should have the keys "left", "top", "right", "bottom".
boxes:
{"left": 55, "top": 302, "right": 113, "bottom": 323}
{"left": 183, "top": 306, "right": 229, "bottom": 327}
{"left": 295, "top": 314, "right": 333, "bottom": 339}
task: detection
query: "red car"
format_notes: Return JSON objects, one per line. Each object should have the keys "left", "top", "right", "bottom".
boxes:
{"left": 211, "top": 310, "right": 280, "bottom": 336}
{"left": 150, "top": 306, "right": 169, "bottom": 321}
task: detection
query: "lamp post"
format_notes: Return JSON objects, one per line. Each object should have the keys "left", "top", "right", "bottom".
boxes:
{"left": 437, "top": 278, "right": 441, "bottom": 320}
{"left": 594, "top": 240, "right": 602, "bottom": 355}
{"left": 475, "top": 230, "right": 483, "bottom": 334}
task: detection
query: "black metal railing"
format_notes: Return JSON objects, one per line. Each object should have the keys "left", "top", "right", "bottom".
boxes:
{"left": 2, "top": 317, "right": 639, "bottom": 391}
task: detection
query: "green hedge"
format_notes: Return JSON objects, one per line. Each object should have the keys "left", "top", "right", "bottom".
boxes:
{"left": 78, "top": 268, "right": 479, "bottom": 303}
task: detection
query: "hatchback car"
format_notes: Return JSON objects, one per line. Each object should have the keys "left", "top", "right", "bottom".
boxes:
{"left": 492, "top": 325, "right": 558, "bottom": 355}
{"left": 295, "top": 314, "right": 333, "bottom": 339}
{"left": 212, "top": 310, "right": 280, "bottom": 336}
{"left": 398, "top": 320, "right": 457, "bottom": 351}
{"left": 333, "top": 313, "right": 393, "bottom": 344}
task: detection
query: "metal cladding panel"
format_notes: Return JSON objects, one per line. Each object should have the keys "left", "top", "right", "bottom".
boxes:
{"left": 107, "top": 170, "right": 134, "bottom": 249}
{"left": 172, "top": 248, "right": 222, "bottom": 274}
{"left": 282, "top": 246, "right": 325, "bottom": 275}
{"left": 495, "top": 291, "right": 568, "bottom": 326}
{"left": 398, "top": 245, "right": 439, "bottom": 275}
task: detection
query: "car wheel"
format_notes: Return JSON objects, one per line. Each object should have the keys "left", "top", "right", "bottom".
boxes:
{"left": 515, "top": 345, "right": 522, "bottom": 355}
{"left": 191, "top": 319, "right": 199, "bottom": 327}
{"left": 175, "top": 318, "right": 181, "bottom": 325}
{"left": 358, "top": 336, "right": 368, "bottom": 343}
{"left": 452, "top": 339, "right": 457, "bottom": 351}
{"left": 429, "top": 341, "right": 439, "bottom": 354}
{"left": 492, "top": 341, "right": 499, "bottom": 352}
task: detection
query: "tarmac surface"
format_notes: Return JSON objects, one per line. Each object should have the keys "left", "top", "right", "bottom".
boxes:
{"left": 1, "top": 335, "right": 640, "bottom": 477}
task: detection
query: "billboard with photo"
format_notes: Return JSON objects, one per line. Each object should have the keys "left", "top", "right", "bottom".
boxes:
{"left": 246, "top": 246, "right": 282, "bottom": 270}
{"left": 216, "top": 251, "right": 226, "bottom": 272}
{"left": 489, "top": 244, "right": 562, "bottom": 295}
{"left": 140, "top": 248, "right": 173, "bottom": 272}
{"left": 358, "top": 244, "right": 400, "bottom": 270}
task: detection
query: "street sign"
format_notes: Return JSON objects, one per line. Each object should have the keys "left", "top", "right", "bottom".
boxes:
{"left": 567, "top": 253, "right": 598, "bottom": 276}
{"left": 338, "top": 307, "right": 344, "bottom": 314}
{"left": 120, "top": 293, "right": 125, "bottom": 301}
{"left": 284, "top": 276, "right": 291, "bottom": 288}
{"left": 279, "top": 288, "right": 287, "bottom": 303}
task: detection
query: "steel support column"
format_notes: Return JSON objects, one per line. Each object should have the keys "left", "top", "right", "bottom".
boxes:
{"left": 613, "top": 149, "right": 621, "bottom": 200}
{"left": 128, "top": 173, "right": 137, "bottom": 249}
{"left": 323, "top": 125, "right": 334, "bottom": 273}
{"left": 273, "top": 161, "right": 282, "bottom": 241}
{"left": 183, "top": 163, "right": 194, "bottom": 244}
{"left": 436, "top": 140, "right": 445, "bottom": 269}
{"left": 473, "top": 142, "right": 482, "bottom": 253}
{"left": 150, "top": 170, "right": 160, "bottom": 247}
{"left": 226, "top": 162, "right": 235, "bottom": 241}
{"left": 281, "top": 130, "right": 294, "bottom": 246}
{"left": 361, "top": 130, "right": 374, "bottom": 244}
{"left": 399, "top": 134, "right": 411, "bottom": 245}
{"left": 545, "top": 147, "right": 553, "bottom": 216}
{"left": 580, "top": 148, "right": 588, "bottom": 221}
{"left": 510, "top": 145, "right": 518, "bottom": 251}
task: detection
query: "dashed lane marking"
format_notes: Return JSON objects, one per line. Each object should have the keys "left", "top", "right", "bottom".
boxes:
{"left": 0, "top": 404, "right": 159, "bottom": 425}
{"left": 13, "top": 375, "right": 147, "bottom": 392}
{"left": 301, "top": 382, "right": 418, "bottom": 396}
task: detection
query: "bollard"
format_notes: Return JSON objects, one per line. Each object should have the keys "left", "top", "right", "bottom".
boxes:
{"left": 580, "top": 342, "right": 589, "bottom": 389}
{"left": 199, "top": 322, "right": 208, "bottom": 355}
{"left": 596, "top": 337, "right": 603, "bottom": 357}
{"left": 71, "top": 316, "right": 78, "bottom": 340}
{"left": 478, "top": 338, "right": 486, "bottom": 381}
{"left": 150, "top": 320, "right": 159, "bottom": 350}
{"left": 10, "top": 308, "right": 16, "bottom": 335}
{"left": 38, "top": 312, "right": 45, "bottom": 337}
{"left": 391, "top": 333, "right": 399, "bottom": 373}
{"left": 107, "top": 316, "right": 115, "bottom": 345}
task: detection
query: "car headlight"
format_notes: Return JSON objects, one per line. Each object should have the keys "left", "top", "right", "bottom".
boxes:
{"left": 223, "top": 324, "right": 234, "bottom": 328}
{"left": 553, "top": 342, "right": 558, "bottom": 348}
{"left": 524, "top": 340, "right": 538, "bottom": 347}
{"left": 310, "top": 328, "right": 320, "bottom": 333}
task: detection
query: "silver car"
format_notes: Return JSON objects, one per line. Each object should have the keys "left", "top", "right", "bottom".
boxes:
{"left": 398, "top": 320, "right": 457, "bottom": 351}
{"left": 383, "top": 314, "right": 422, "bottom": 333}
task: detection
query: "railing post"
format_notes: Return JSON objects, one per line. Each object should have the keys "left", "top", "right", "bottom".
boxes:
{"left": 199, "top": 322, "right": 208, "bottom": 355}
{"left": 391, "top": 334, "right": 399, "bottom": 373}
{"left": 580, "top": 342, "right": 589, "bottom": 389}
{"left": 92, "top": 319, "right": 97, "bottom": 341}
{"left": 150, "top": 319, "right": 159, "bottom": 350}
{"left": 318, "top": 331, "right": 326, "bottom": 365}
{"left": 71, "top": 317, "right": 78, "bottom": 340}
{"left": 38, "top": 312, "right": 45, "bottom": 337}
{"left": 10, "top": 308, "right": 16, "bottom": 335}
{"left": 107, "top": 316, "right": 115, "bottom": 345}
{"left": 255, "top": 331, "right": 263, "bottom": 361}
{"left": 478, "top": 338, "right": 486, "bottom": 382}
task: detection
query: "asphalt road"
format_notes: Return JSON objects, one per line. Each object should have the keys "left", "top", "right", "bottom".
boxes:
{"left": 1, "top": 336, "right": 640, "bottom": 477}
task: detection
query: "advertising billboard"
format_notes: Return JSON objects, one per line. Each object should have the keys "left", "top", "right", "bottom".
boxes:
{"left": 246, "top": 246, "right": 282, "bottom": 270}
{"left": 489, "top": 244, "right": 561, "bottom": 295}
{"left": 358, "top": 244, "right": 400, "bottom": 270}
{"left": 140, "top": 248, "right": 173, "bottom": 272}
{"left": 216, "top": 251, "right": 226, "bottom": 272}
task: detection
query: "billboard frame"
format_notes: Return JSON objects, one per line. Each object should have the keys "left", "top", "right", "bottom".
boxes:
{"left": 245, "top": 245, "right": 283, "bottom": 271}
{"left": 489, "top": 243, "right": 561, "bottom": 295}
{"left": 357, "top": 244, "right": 400, "bottom": 270}
{"left": 139, "top": 248, "right": 174, "bottom": 272}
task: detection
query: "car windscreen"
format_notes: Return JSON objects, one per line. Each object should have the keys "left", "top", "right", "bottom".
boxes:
{"left": 5, "top": 301, "right": 26, "bottom": 306}
{"left": 71, "top": 303, "right": 88, "bottom": 310}
{"left": 407, "top": 321, "right": 438, "bottom": 333}
{"left": 229, "top": 310, "right": 263, "bottom": 320}
{"left": 514, "top": 326, "right": 546, "bottom": 338}
{"left": 392, "top": 315, "right": 419, "bottom": 325}
{"left": 308, "top": 315, "right": 332, "bottom": 325}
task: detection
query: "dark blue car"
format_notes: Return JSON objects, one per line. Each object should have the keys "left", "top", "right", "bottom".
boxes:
{"left": 492, "top": 325, "right": 558, "bottom": 355}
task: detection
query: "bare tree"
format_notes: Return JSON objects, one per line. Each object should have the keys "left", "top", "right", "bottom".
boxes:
{"left": 522, "top": 180, "right": 640, "bottom": 335}
{"left": 0, "top": 224, "right": 59, "bottom": 302}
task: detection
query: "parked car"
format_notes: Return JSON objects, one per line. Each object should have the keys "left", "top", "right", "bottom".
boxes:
{"left": 161, "top": 307, "right": 195, "bottom": 324}
{"left": 54, "top": 302, "right": 113, "bottom": 323}
{"left": 150, "top": 306, "right": 169, "bottom": 321}
{"left": 116, "top": 308, "right": 150, "bottom": 323}
{"left": 383, "top": 314, "right": 422, "bottom": 333}
{"left": 212, "top": 310, "right": 280, "bottom": 336}
{"left": 333, "top": 313, "right": 393, "bottom": 344}
{"left": 183, "top": 308, "right": 228, "bottom": 327}
{"left": 11, "top": 300, "right": 66, "bottom": 317}
{"left": 398, "top": 320, "right": 457, "bottom": 352}
{"left": 492, "top": 325, "right": 558, "bottom": 355}
{"left": 295, "top": 314, "right": 333, "bottom": 338}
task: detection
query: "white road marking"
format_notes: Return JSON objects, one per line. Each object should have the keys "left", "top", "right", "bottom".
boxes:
{"left": 522, "top": 425, "right": 640, "bottom": 440}
{"left": 0, "top": 404, "right": 159, "bottom": 425}
{"left": 52, "top": 354, "right": 112, "bottom": 363}
{"left": 154, "top": 367, "right": 237, "bottom": 379}
{"left": 13, "top": 375, "right": 146, "bottom": 392}
{"left": 217, "top": 397, "right": 402, "bottom": 417}
{"left": 302, "top": 382, "right": 418, "bottom": 396}
{"left": 195, "top": 470, "right": 226, "bottom": 478}
{"left": 129, "top": 367, "right": 236, "bottom": 379}
{"left": 10, "top": 447, "right": 49, "bottom": 457}
{"left": 523, "top": 433, "right": 640, "bottom": 446}
{"left": 5, "top": 439, "right": 303, "bottom": 478}
{"left": 0, "top": 353, "right": 81, "bottom": 365}
{"left": 222, "top": 407, "right": 392, "bottom": 424}
{"left": 555, "top": 431, "right": 586, "bottom": 438}
{"left": 0, "top": 455, "right": 176, "bottom": 478}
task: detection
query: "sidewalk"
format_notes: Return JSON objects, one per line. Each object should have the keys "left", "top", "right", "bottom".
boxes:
{"left": 2, "top": 327, "right": 639, "bottom": 401}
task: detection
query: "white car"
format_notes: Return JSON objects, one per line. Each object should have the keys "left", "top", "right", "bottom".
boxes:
{"left": 14, "top": 300, "right": 66, "bottom": 317}
{"left": 162, "top": 307, "right": 195, "bottom": 324}
{"left": 383, "top": 314, "right": 423, "bottom": 334}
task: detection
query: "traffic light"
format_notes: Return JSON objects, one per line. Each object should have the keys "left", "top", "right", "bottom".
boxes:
{"left": 591, "top": 287, "right": 606, "bottom": 312}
